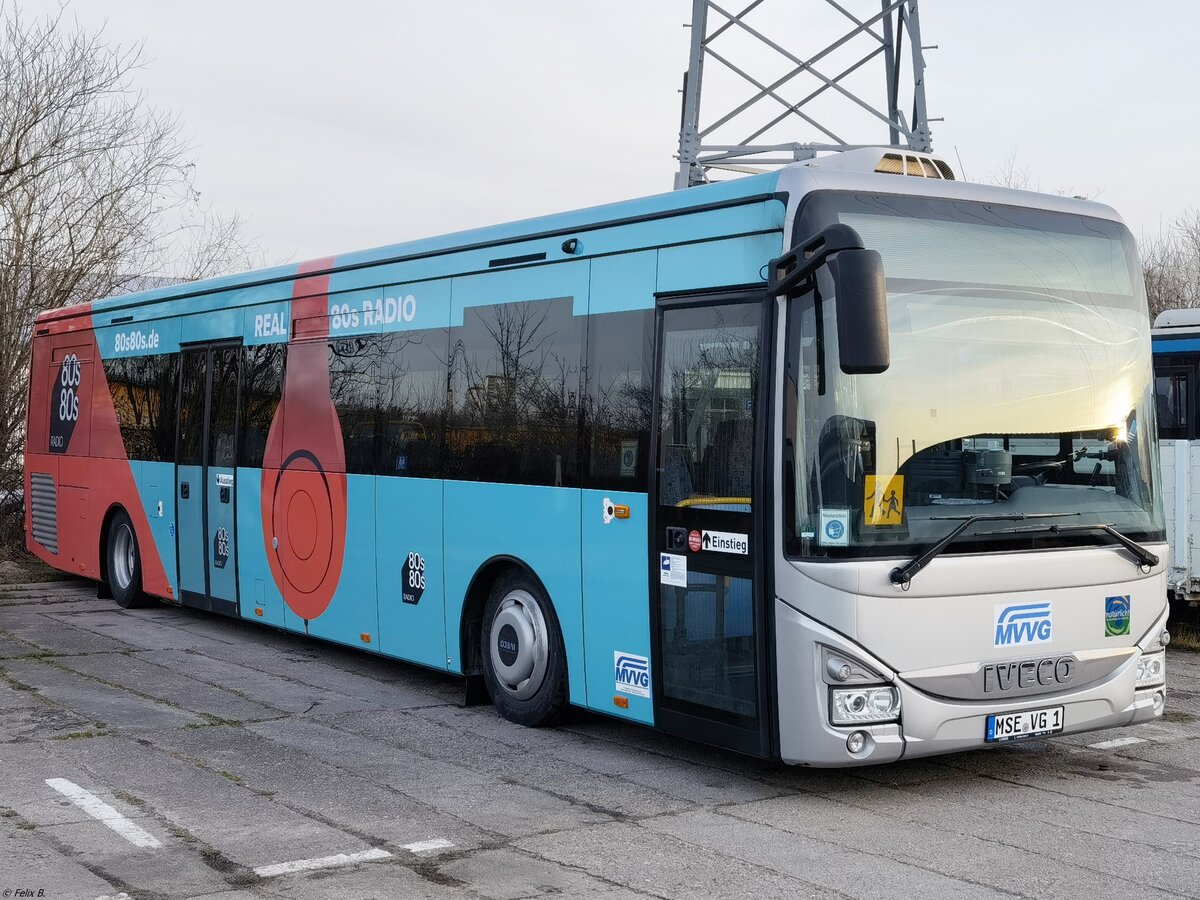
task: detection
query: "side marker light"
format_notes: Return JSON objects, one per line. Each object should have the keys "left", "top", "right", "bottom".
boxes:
{"left": 254, "top": 607, "right": 264, "bottom": 617}
{"left": 613, "top": 696, "right": 629, "bottom": 709}
{"left": 614, "top": 505, "right": 631, "bottom": 519}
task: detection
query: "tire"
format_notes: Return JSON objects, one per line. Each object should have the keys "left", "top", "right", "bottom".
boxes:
{"left": 106, "top": 509, "right": 151, "bottom": 609}
{"left": 480, "top": 571, "right": 568, "bottom": 727}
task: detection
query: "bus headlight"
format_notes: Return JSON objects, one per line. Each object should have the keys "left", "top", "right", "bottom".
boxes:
{"left": 830, "top": 686, "right": 900, "bottom": 725}
{"left": 1136, "top": 651, "right": 1166, "bottom": 689}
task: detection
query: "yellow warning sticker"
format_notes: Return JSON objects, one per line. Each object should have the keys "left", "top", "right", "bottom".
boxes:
{"left": 864, "top": 475, "right": 904, "bottom": 526}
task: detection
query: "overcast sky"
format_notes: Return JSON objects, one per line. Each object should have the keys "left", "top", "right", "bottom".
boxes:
{"left": 21, "top": 1, "right": 1200, "bottom": 266}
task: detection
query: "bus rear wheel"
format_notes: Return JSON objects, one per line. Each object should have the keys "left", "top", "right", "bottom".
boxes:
{"left": 481, "top": 572, "right": 567, "bottom": 727}
{"left": 106, "top": 509, "right": 151, "bottom": 610}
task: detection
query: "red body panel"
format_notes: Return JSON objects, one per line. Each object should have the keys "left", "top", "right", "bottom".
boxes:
{"left": 260, "top": 259, "right": 348, "bottom": 621}
{"left": 24, "top": 307, "right": 173, "bottom": 599}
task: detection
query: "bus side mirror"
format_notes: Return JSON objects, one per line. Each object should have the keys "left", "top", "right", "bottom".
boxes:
{"left": 831, "top": 249, "right": 890, "bottom": 375}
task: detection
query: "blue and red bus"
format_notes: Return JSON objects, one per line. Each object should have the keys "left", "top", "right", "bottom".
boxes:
{"left": 25, "top": 149, "right": 1170, "bottom": 765}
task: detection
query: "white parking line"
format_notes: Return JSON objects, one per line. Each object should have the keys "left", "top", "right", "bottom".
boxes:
{"left": 254, "top": 847, "right": 393, "bottom": 878}
{"left": 402, "top": 838, "right": 455, "bottom": 853}
{"left": 45, "top": 778, "right": 161, "bottom": 849}
{"left": 1088, "top": 736, "right": 1147, "bottom": 750}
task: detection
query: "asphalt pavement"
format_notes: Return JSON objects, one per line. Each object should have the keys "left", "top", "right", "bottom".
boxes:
{"left": 1, "top": 575, "right": 1198, "bottom": 900}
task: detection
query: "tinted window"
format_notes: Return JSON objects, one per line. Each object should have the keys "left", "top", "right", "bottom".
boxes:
{"left": 657, "top": 304, "right": 759, "bottom": 506}
{"left": 207, "top": 347, "right": 240, "bottom": 468}
{"left": 104, "top": 354, "right": 178, "bottom": 462}
{"left": 177, "top": 350, "right": 206, "bottom": 467}
{"left": 329, "top": 336, "right": 380, "bottom": 475}
{"left": 241, "top": 344, "right": 286, "bottom": 467}
{"left": 449, "top": 297, "right": 584, "bottom": 486}
{"left": 379, "top": 329, "right": 448, "bottom": 477}
{"left": 1156, "top": 367, "right": 1191, "bottom": 439}
{"left": 583, "top": 309, "right": 654, "bottom": 490}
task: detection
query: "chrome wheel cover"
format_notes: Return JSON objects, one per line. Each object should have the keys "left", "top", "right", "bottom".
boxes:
{"left": 111, "top": 523, "right": 135, "bottom": 592}
{"left": 489, "top": 589, "right": 549, "bottom": 701}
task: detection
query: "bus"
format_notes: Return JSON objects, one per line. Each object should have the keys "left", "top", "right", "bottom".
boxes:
{"left": 24, "top": 148, "right": 1170, "bottom": 766}
{"left": 1151, "top": 307, "right": 1200, "bottom": 623}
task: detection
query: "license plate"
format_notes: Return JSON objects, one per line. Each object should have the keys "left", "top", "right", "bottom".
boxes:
{"left": 985, "top": 705, "right": 1064, "bottom": 742}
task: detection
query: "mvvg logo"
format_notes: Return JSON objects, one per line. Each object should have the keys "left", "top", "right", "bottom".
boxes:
{"left": 994, "top": 602, "right": 1053, "bottom": 647}
{"left": 614, "top": 651, "right": 650, "bottom": 698}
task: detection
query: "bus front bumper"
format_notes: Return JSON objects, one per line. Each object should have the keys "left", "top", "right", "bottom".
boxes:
{"left": 775, "top": 600, "right": 1167, "bottom": 767}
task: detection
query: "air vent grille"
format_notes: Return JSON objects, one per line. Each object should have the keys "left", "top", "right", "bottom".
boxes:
{"left": 874, "top": 152, "right": 955, "bottom": 181}
{"left": 29, "top": 472, "right": 58, "bottom": 554}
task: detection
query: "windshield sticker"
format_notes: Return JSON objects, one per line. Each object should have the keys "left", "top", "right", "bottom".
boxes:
{"left": 702, "top": 530, "right": 749, "bottom": 555}
{"left": 864, "top": 475, "right": 904, "bottom": 526}
{"left": 659, "top": 553, "right": 687, "bottom": 587}
{"left": 620, "top": 440, "right": 638, "bottom": 477}
{"left": 1104, "top": 595, "right": 1130, "bottom": 637}
{"left": 819, "top": 509, "right": 850, "bottom": 547}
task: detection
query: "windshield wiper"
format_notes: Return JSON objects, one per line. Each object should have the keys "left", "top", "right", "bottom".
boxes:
{"left": 889, "top": 513, "right": 1073, "bottom": 588}
{"left": 992, "top": 522, "right": 1159, "bottom": 569}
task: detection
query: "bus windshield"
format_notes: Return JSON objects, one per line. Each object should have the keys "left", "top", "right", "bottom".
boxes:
{"left": 787, "top": 192, "right": 1164, "bottom": 558}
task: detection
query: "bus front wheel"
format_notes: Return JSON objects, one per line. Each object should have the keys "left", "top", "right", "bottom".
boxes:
{"left": 106, "top": 509, "right": 151, "bottom": 610}
{"left": 481, "top": 572, "right": 568, "bottom": 727}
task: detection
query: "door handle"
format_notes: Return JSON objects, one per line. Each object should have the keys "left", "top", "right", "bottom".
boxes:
{"left": 219, "top": 486, "right": 230, "bottom": 504}
{"left": 180, "top": 482, "right": 190, "bottom": 500}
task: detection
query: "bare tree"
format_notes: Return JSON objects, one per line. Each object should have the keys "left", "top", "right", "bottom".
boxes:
{"left": 0, "top": 5, "right": 260, "bottom": 498}
{"left": 988, "top": 150, "right": 1033, "bottom": 192}
{"left": 1141, "top": 210, "right": 1200, "bottom": 321}
{"left": 987, "top": 149, "right": 1098, "bottom": 201}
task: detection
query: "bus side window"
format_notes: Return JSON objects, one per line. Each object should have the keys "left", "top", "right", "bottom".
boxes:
{"left": 104, "top": 353, "right": 179, "bottom": 463}
{"left": 582, "top": 309, "right": 653, "bottom": 491}
{"left": 378, "top": 328, "right": 449, "bottom": 478}
{"left": 329, "top": 336, "right": 381, "bottom": 476}
{"left": 240, "top": 344, "right": 286, "bottom": 468}
{"left": 1155, "top": 366, "right": 1191, "bottom": 439}
{"left": 448, "top": 297, "right": 584, "bottom": 487}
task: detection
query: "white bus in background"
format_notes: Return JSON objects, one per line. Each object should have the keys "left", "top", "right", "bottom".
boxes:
{"left": 1152, "top": 308, "right": 1200, "bottom": 623}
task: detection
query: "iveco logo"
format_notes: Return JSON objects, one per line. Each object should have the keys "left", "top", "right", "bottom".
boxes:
{"left": 994, "top": 602, "right": 1052, "bottom": 647}
{"left": 983, "top": 655, "right": 1076, "bottom": 693}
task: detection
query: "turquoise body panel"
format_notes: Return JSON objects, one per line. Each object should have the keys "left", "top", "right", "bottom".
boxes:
{"left": 176, "top": 463, "right": 206, "bottom": 595}
{"left": 129, "top": 461, "right": 177, "bottom": 597}
{"left": 581, "top": 489, "right": 654, "bottom": 724}
{"left": 376, "top": 477, "right": 448, "bottom": 670}
{"left": 236, "top": 469, "right": 286, "bottom": 627}
{"left": 81, "top": 174, "right": 789, "bottom": 728}
{"left": 443, "top": 481, "right": 585, "bottom": 703}
{"left": 206, "top": 466, "right": 238, "bottom": 604}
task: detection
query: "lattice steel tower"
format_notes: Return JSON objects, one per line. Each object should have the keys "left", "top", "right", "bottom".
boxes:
{"left": 675, "top": 0, "right": 935, "bottom": 189}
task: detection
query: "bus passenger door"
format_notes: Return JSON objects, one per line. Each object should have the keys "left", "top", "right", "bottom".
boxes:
{"left": 650, "top": 294, "right": 772, "bottom": 757}
{"left": 176, "top": 349, "right": 207, "bottom": 600}
{"left": 175, "top": 343, "right": 241, "bottom": 615}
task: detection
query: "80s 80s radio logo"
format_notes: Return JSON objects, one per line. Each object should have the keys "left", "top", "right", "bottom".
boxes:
{"left": 994, "top": 602, "right": 1052, "bottom": 647}
{"left": 48, "top": 353, "right": 82, "bottom": 454}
